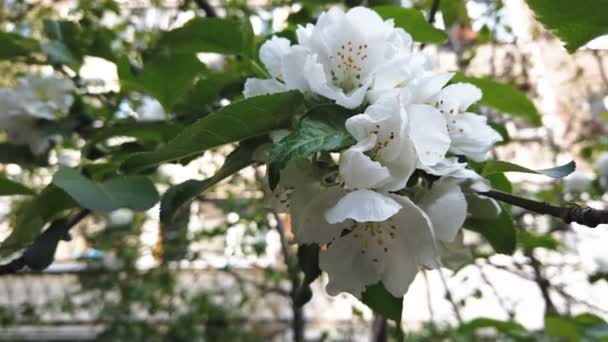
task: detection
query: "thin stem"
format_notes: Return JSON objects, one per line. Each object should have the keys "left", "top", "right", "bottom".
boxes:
{"left": 435, "top": 265, "right": 463, "bottom": 324}
{"left": 478, "top": 189, "right": 608, "bottom": 228}
{"left": 193, "top": 0, "right": 217, "bottom": 17}
{"left": 420, "top": 0, "right": 441, "bottom": 50}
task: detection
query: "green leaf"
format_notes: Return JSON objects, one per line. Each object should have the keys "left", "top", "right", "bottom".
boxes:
{"left": 486, "top": 173, "right": 512, "bottom": 193}
{"left": 119, "top": 54, "right": 206, "bottom": 111}
{"left": 22, "top": 217, "right": 72, "bottom": 271}
{"left": 465, "top": 204, "right": 516, "bottom": 254}
{"left": 268, "top": 106, "right": 355, "bottom": 189}
{"left": 0, "top": 186, "right": 76, "bottom": 257}
{"left": 42, "top": 41, "right": 80, "bottom": 69}
{"left": 451, "top": 73, "right": 542, "bottom": 126}
{"left": 0, "top": 177, "right": 34, "bottom": 196}
{"left": 440, "top": 0, "right": 470, "bottom": 28}
{"left": 52, "top": 166, "right": 159, "bottom": 212}
{"left": 0, "top": 32, "right": 40, "bottom": 59}
{"left": 83, "top": 122, "right": 184, "bottom": 156}
{"left": 526, "top": 0, "right": 608, "bottom": 52}
{"left": 294, "top": 244, "right": 322, "bottom": 307}
{"left": 361, "top": 282, "right": 403, "bottom": 322}
{"left": 121, "top": 91, "right": 305, "bottom": 173}
{"left": 159, "top": 141, "right": 260, "bottom": 226}
{"left": 545, "top": 315, "right": 581, "bottom": 342}
{"left": 482, "top": 160, "right": 575, "bottom": 178}
{"left": 519, "top": 230, "right": 560, "bottom": 252}
{"left": 374, "top": 6, "right": 447, "bottom": 43}
{"left": 153, "top": 17, "right": 255, "bottom": 57}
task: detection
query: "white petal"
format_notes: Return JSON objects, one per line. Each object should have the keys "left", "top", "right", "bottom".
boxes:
{"left": 448, "top": 112, "right": 502, "bottom": 161}
{"left": 409, "top": 73, "right": 454, "bottom": 104}
{"left": 325, "top": 189, "right": 401, "bottom": 224}
{"left": 407, "top": 104, "right": 450, "bottom": 167}
{"left": 243, "top": 78, "right": 288, "bottom": 98}
{"left": 448, "top": 168, "right": 492, "bottom": 192}
{"left": 419, "top": 157, "right": 466, "bottom": 176}
{"left": 293, "top": 187, "right": 346, "bottom": 244}
{"left": 434, "top": 83, "right": 481, "bottom": 112}
{"left": 320, "top": 231, "right": 381, "bottom": 298}
{"left": 420, "top": 180, "right": 467, "bottom": 243}
{"left": 281, "top": 45, "right": 311, "bottom": 91}
{"left": 383, "top": 195, "right": 437, "bottom": 296}
{"left": 437, "top": 231, "right": 472, "bottom": 270}
{"left": 340, "top": 139, "right": 393, "bottom": 189}
{"left": 259, "top": 36, "right": 291, "bottom": 78}
{"left": 376, "top": 137, "right": 417, "bottom": 192}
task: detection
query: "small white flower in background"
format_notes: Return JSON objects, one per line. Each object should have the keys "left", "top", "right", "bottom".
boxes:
{"left": 0, "top": 75, "right": 75, "bottom": 154}
{"left": 595, "top": 152, "right": 608, "bottom": 177}
{"left": 136, "top": 96, "right": 167, "bottom": 121}
{"left": 14, "top": 75, "right": 75, "bottom": 120}
{"left": 56, "top": 149, "right": 82, "bottom": 167}
{"left": 564, "top": 171, "right": 592, "bottom": 193}
{"left": 108, "top": 209, "right": 134, "bottom": 226}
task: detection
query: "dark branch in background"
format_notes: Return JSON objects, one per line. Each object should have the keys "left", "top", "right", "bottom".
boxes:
{"left": 526, "top": 251, "right": 558, "bottom": 315}
{"left": 271, "top": 211, "right": 305, "bottom": 342}
{"left": 193, "top": 0, "right": 218, "bottom": 17}
{"left": 0, "top": 209, "right": 90, "bottom": 276}
{"left": 479, "top": 189, "right": 608, "bottom": 228}
{"left": 420, "top": 0, "right": 440, "bottom": 50}
{"left": 370, "top": 315, "right": 387, "bottom": 342}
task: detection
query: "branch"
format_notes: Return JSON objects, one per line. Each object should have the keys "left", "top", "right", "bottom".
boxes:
{"left": 420, "top": 0, "right": 441, "bottom": 50}
{"left": 193, "top": 0, "right": 217, "bottom": 17}
{"left": 478, "top": 189, "right": 608, "bottom": 228}
{"left": 0, "top": 209, "right": 90, "bottom": 276}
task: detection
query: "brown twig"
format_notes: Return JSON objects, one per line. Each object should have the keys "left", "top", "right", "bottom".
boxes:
{"left": 478, "top": 189, "right": 608, "bottom": 228}
{"left": 193, "top": 0, "right": 217, "bottom": 17}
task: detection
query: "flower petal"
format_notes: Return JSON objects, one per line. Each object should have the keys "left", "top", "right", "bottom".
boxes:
{"left": 420, "top": 179, "right": 467, "bottom": 243}
{"left": 325, "top": 189, "right": 401, "bottom": 224}
{"left": 433, "top": 83, "right": 481, "bottom": 112}
{"left": 408, "top": 73, "right": 454, "bottom": 104}
{"left": 448, "top": 112, "right": 503, "bottom": 161}
{"left": 259, "top": 36, "right": 291, "bottom": 78}
{"left": 340, "top": 139, "right": 393, "bottom": 189}
{"left": 407, "top": 104, "right": 450, "bottom": 167}
{"left": 243, "top": 78, "right": 288, "bottom": 98}
{"left": 293, "top": 187, "right": 347, "bottom": 244}
{"left": 320, "top": 231, "right": 381, "bottom": 298}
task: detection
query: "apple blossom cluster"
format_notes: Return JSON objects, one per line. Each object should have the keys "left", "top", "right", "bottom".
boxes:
{"left": 244, "top": 7, "right": 503, "bottom": 298}
{"left": 0, "top": 75, "right": 75, "bottom": 154}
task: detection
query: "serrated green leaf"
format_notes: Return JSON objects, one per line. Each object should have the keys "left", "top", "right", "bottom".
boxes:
{"left": 451, "top": 73, "right": 542, "bottom": 126}
{"left": 545, "top": 315, "right": 581, "bottom": 342}
{"left": 482, "top": 160, "right": 575, "bottom": 179}
{"left": 0, "top": 32, "right": 40, "bottom": 59}
{"left": 374, "top": 6, "right": 447, "bottom": 43}
{"left": 268, "top": 106, "right": 355, "bottom": 189}
{"left": 465, "top": 204, "right": 516, "bottom": 254}
{"left": 486, "top": 173, "right": 512, "bottom": 193}
{"left": 121, "top": 91, "right": 305, "bottom": 173}
{"left": 159, "top": 141, "right": 260, "bottom": 226}
{"left": 459, "top": 318, "right": 527, "bottom": 335}
{"left": 52, "top": 166, "right": 159, "bottom": 212}
{"left": 361, "top": 282, "right": 403, "bottom": 322}
{"left": 526, "top": 0, "right": 608, "bottom": 52}
{"left": 153, "top": 17, "right": 255, "bottom": 57}
{"left": 0, "top": 185, "right": 76, "bottom": 257}
{"left": 0, "top": 177, "right": 34, "bottom": 196}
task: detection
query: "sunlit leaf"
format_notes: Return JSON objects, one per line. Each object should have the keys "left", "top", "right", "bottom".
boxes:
{"left": 374, "top": 6, "right": 447, "bottom": 43}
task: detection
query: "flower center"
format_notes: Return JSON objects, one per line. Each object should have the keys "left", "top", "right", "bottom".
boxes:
{"left": 368, "top": 124, "right": 396, "bottom": 160}
{"left": 351, "top": 219, "right": 398, "bottom": 259}
{"left": 329, "top": 41, "right": 369, "bottom": 93}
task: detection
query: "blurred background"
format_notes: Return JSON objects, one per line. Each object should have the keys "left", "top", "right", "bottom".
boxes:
{"left": 0, "top": 0, "right": 608, "bottom": 340}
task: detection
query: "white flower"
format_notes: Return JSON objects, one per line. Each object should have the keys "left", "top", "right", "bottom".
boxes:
{"left": 595, "top": 152, "right": 608, "bottom": 177}
{"left": 14, "top": 75, "right": 75, "bottom": 120}
{"left": 430, "top": 83, "right": 502, "bottom": 161}
{"left": 340, "top": 94, "right": 450, "bottom": 191}
{"left": 108, "top": 209, "right": 134, "bottom": 226}
{"left": 244, "top": 7, "right": 415, "bottom": 109}
{"left": 564, "top": 171, "right": 591, "bottom": 193}
{"left": 0, "top": 88, "right": 51, "bottom": 154}
{"left": 243, "top": 37, "right": 310, "bottom": 98}
{"left": 137, "top": 96, "right": 167, "bottom": 121}
{"left": 296, "top": 7, "right": 411, "bottom": 109}
{"left": 419, "top": 179, "right": 467, "bottom": 244}
{"left": 294, "top": 186, "right": 437, "bottom": 298}
{"left": 340, "top": 95, "right": 416, "bottom": 191}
